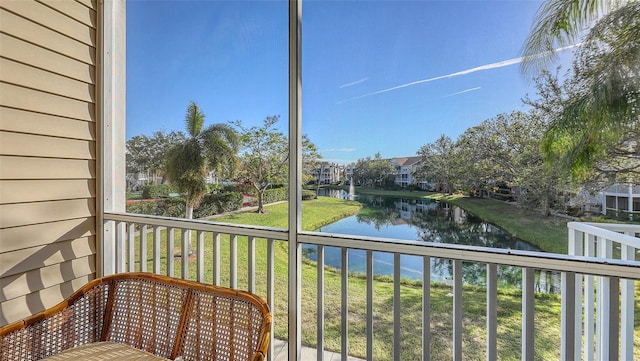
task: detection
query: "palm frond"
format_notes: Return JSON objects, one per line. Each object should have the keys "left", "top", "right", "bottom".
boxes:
{"left": 185, "top": 101, "right": 205, "bottom": 137}
{"left": 520, "top": 0, "right": 622, "bottom": 75}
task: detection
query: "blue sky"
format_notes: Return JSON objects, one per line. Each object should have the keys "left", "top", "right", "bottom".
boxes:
{"left": 127, "top": 0, "right": 574, "bottom": 164}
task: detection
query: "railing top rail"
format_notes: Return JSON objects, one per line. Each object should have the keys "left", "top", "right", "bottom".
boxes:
{"left": 568, "top": 222, "right": 640, "bottom": 247}
{"left": 299, "top": 231, "right": 640, "bottom": 279}
{"left": 104, "top": 212, "right": 640, "bottom": 279}
{"left": 104, "top": 212, "right": 288, "bottom": 240}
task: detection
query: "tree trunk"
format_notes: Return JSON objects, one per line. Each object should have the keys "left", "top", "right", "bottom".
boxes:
{"left": 257, "top": 189, "right": 265, "bottom": 213}
{"left": 185, "top": 200, "right": 194, "bottom": 255}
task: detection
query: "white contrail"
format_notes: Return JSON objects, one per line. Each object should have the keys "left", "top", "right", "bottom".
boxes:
{"left": 338, "top": 44, "right": 579, "bottom": 104}
{"left": 444, "top": 87, "right": 481, "bottom": 97}
{"left": 340, "top": 77, "right": 369, "bottom": 88}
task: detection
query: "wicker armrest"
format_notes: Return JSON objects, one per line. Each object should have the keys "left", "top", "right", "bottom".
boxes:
{"left": 0, "top": 279, "right": 110, "bottom": 360}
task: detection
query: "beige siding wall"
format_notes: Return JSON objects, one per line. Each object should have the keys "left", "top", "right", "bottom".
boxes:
{"left": 0, "top": 0, "right": 98, "bottom": 326}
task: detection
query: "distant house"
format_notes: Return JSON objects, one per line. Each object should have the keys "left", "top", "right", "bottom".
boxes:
{"left": 391, "top": 156, "right": 424, "bottom": 188}
{"left": 602, "top": 183, "right": 640, "bottom": 216}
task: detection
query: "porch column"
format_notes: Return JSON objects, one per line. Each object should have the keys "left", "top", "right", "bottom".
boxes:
{"left": 99, "top": 0, "right": 126, "bottom": 277}
{"left": 288, "top": 0, "right": 303, "bottom": 359}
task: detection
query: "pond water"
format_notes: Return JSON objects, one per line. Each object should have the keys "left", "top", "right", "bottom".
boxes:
{"left": 305, "top": 191, "right": 560, "bottom": 292}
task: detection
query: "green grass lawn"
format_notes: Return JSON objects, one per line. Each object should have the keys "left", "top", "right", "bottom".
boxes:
{"left": 131, "top": 195, "right": 638, "bottom": 360}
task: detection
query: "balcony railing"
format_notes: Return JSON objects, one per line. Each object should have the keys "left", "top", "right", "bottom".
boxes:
{"left": 103, "top": 212, "right": 640, "bottom": 361}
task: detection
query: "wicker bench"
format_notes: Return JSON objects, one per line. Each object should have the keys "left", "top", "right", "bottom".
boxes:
{"left": 0, "top": 273, "right": 271, "bottom": 361}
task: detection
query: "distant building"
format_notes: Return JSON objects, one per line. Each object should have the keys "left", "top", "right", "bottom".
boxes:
{"left": 391, "top": 156, "right": 423, "bottom": 188}
{"left": 311, "top": 161, "right": 342, "bottom": 184}
{"left": 602, "top": 183, "right": 640, "bottom": 216}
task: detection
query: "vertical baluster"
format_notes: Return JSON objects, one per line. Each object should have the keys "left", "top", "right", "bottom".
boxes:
{"left": 422, "top": 256, "right": 431, "bottom": 361}
{"left": 152, "top": 226, "right": 161, "bottom": 274}
{"left": 230, "top": 234, "right": 237, "bottom": 288}
{"left": 584, "top": 234, "right": 596, "bottom": 360}
{"left": 453, "top": 260, "right": 463, "bottom": 361}
{"left": 248, "top": 236, "right": 256, "bottom": 293}
{"left": 486, "top": 263, "right": 497, "bottom": 361}
{"left": 596, "top": 238, "right": 612, "bottom": 360}
{"left": 167, "top": 227, "right": 175, "bottom": 277}
{"left": 213, "top": 232, "right": 220, "bottom": 285}
{"left": 394, "top": 253, "right": 401, "bottom": 361}
{"left": 561, "top": 272, "right": 576, "bottom": 361}
{"left": 607, "top": 277, "right": 620, "bottom": 361}
{"left": 567, "top": 229, "right": 583, "bottom": 358}
{"left": 197, "top": 230, "right": 205, "bottom": 282}
{"left": 621, "top": 244, "right": 634, "bottom": 360}
{"left": 366, "top": 250, "right": 373, "bottom": 361}
{"left": 115, "top": 221, "right": 125, "bottom": 273}
{"left": 341, "top": 247, "right": 349, "bottom": 361}
{"left": 318, "top": 245, "right": 325, "bottom": 361}
{"left": 140, "top": 224, "right": 147, "bottom": 272}
{"left": 181, "top": 229, "right": 189, "bottom": 279}
{"left": 267, "top": 238, "right": 275, "bottom": 361}
{"left": 127, "top": 223, "right": 135, "bottom": 272}
{"left": 522, "top": 267, "right": 535, "bottom": 361}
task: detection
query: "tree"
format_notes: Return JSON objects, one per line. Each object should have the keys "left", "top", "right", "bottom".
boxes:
{"left": 233, "top": 116, "right": 320, "bottom": 213}
{"left": 353, "top": 153, "right": 396, "bottom": 188}
{"left": 233, "top": 116, "right": 288, "bottom": 214}
{"left": 126, "top": 130, "right": 186, "bottom": 188}
{"left": 166, "top": 101, "right": 239, "bottom": 222}
{"left": 417, "top": 135, "right": 458, "bottom": 194}
{"left": 522, "top": 0, "right": 640, "bottom": 181}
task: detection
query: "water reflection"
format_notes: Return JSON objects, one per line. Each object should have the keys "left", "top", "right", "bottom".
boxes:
{"left": 307, "top": 193, "right": 560, "bottom": 292}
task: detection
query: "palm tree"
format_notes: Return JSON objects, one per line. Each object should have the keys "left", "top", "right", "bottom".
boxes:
{"left": 521, "top": 0, "right": 639, "bottom": 180}
{"left": 166, "top": 102, "right": 239, "bottom": 251}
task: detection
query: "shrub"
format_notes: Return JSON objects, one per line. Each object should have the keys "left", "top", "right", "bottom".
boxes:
{"left": 126, "top": 200, "right": 162, "bottom": 215}
{"left": 302, "top": 189, "right": 317, "bottom": 200}
{"left": 142, "top": 183, "right": 176, "bottom": 199}
{"left": 193, "top": 192, "right": 243, "bottom": 218}
{"left": 161, "top": 197, "right": 186, "bottom": 218}
{"left": 262, "top": 187, "right": 288, "bottom": 204}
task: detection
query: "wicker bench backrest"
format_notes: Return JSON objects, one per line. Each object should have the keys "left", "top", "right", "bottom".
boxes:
{"left": 0, "top": 273, "right": 271, "bottom": 361}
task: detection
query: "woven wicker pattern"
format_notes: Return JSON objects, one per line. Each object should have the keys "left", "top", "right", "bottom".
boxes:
{"left": 178, "top": 289, "right": 268, "bottom": 361}
{"left": 0, "top": 283, "right": 109, "bottom": 361}
{"left": 105, "top": 278, "right": 188, "bottom": 358}
{"left": 40, "top": 342, "right": 169, "bottom": 361}
{"left": 0, "top": 273, "right": 271, "bottom": 361}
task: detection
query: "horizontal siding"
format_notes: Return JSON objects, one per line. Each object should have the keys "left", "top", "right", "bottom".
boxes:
{"left": 0, "top": 0, "right": 98, "bottom": 327}
{"left": 0, "top": 198, "right": 95, "bottom": 229}
{"left": 1, "top": 256, "right": 95, "bottom": 302}
{"left": 0, "top": 275, "right": 94, "bottom": 326}
{"left": 0, "top": 179, "right": 96, "bottom": 204}
{"left": 75, "top": 0, "right": 96, "bottom": 11}
{"left": 37, "top": 0, "right": 97, "bottom": 28}
{"left": 0, "top": 218, "right": 95, "bottom": 254}
{"left": 0, "top": 131, "right": 96, "bottom": 159}
{"left": 0, "top": 107, "right": 95, "bottom": 140}
{"left": 0, "top": 33, "right": 95, "bottom": 83}
{"left": 1, "top": 0, "right": 95, "bottom": 46}
{"left": 0, "top": 8, "right": 95, "bottom": 64}
{"left": 0, "top": 83, "right": 94, "bottom": 121}
{"left": 0, "top": 156, "right": 96, "bottom": 180}
{"left": 0, "top": 236, "right": 96, "bottom": 278}
{"left": 1, "top": 57, "right": 95, "bottom": 102}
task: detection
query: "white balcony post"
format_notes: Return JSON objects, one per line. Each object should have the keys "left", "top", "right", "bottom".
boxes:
{"left": 288, "top": 0, "right": 303, "bottom": 359}
{"left": 565, "top": 228, "right": 583, "bottom": 358}
{"left": 522, "top": 267, "right": 535, "bottom": 361}
{"left": 621, "top": 244, "right": 635, "bottom": 360}
{"left": 99, "top": 0, "right": 126, "bottom": 277}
